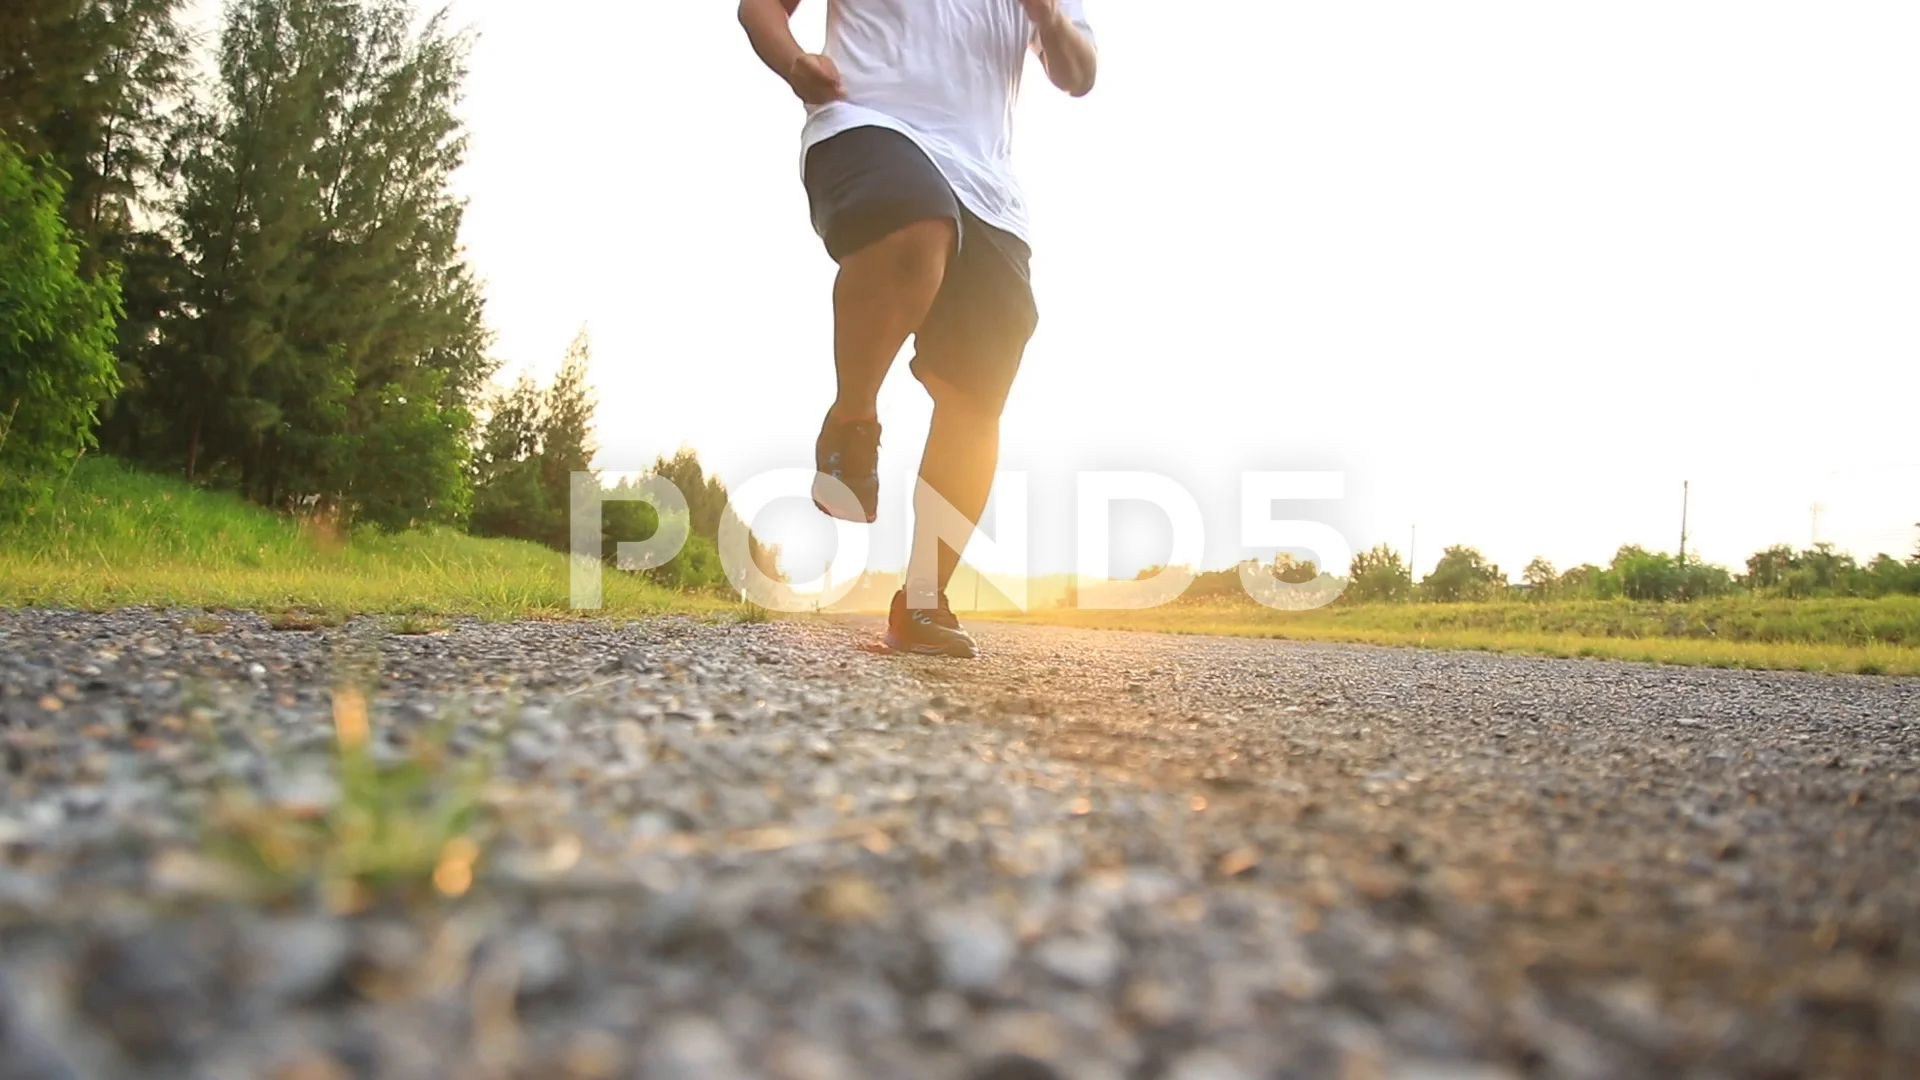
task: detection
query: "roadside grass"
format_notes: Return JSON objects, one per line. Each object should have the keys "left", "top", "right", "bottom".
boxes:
{"left": 0, "top": 456, "right": 742, "bottom": 621}
{"left": 976, "top": 596, "right": 1920, "bottom": 676}
{"left": 202, "top": 684, "right": 494, "bottom": 912}
{"left": 10, "top": 460, "right": 1913, "bottom": 677}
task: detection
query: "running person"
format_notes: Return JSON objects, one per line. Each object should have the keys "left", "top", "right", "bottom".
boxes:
{"left": 738, "top": 0, "right": 1097, "bottom": 658}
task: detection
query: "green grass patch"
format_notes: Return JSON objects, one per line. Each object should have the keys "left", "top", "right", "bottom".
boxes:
{"left": 203, "top": 685, "right": 493, "bottom": 912}
{"left": 978, "top": 596, "right": 1920, "bottom": 677}
{"left": 0, "top": 457, "right": 742, "bottom": 620}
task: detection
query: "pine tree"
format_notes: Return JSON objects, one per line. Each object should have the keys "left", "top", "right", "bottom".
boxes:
{"left": 2, "top": 0, "right": 195, "bottom": 468}
{"left": 0, "top": 0, "right": 193, "bottom": 260}
{"left": 536, "top": 330, "right": 599, "bottom": 546}
{"left": 133, "top": 0, "right": 493, "bottom": 526}
{"left": 469, "top": 374, "right": 551, "bottom": 543}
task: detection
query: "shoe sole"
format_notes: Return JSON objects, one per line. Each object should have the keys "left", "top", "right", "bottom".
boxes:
{"left": 812, "top": 496, "right": 876, "bottom": 524}
{"left": 811, "top": 477, "right": 877, "bottom": 524}
{"left": 883, "top": 629, "right": 977, "bottom": 659}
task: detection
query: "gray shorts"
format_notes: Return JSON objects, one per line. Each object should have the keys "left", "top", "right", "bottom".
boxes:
{"left": 802, "top": 125, "right": 1039, "bottom": 413}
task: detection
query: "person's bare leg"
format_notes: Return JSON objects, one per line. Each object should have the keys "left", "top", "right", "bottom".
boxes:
{"left": 827, "top": 218, "right": 955, "bottom": 423}
{"left": 905, "top": 373, "right": 1001, "bottom": 607}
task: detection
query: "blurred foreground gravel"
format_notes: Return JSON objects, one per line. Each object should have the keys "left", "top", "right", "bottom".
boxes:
{"left": 0, "top": 607, "right": 1915, "bottom": 1080}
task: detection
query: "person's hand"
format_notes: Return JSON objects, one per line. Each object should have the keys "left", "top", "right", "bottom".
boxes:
{"left": 786, "top": 52, "right": 845, "bottom": 105}
{"left": 1019, "top": 0, "right": 1061, "bottom": 27}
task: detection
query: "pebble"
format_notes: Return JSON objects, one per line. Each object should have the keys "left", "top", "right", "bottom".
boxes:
{"left": 1033, "top": 929, "right": 1122, "bottom": 989}
{"left": 971, "top": 1055, "right": 1065, "bottom": 1080}
{"left": 642, "top": 1014, "right": 744, "bottom": 1080}
{"left": 611, "top": 720, "right": 651, "bottom": 768}
{"left": 77, "top": 931, "right": 210, "bottom": 1058}
{"left": 764, "top": 1035, "right": 857, "bottom": 1080}
{"left": 507, "top": 731, "right": 552, "bottom": 768}
{"left": 269, "top": 769, "right": 339, "bottom": 813}
{"left": 0, "top": 972, "right": 81, "bottom": 1080}
{"left": 1389, "top": 1063, "right": 1525, "bottom": 1080}
{"left": 248, "top": 917, "right": 350, "bottom": 1004}
{"left": 1163, "top": 1051, "right": 1251, "bottom": 1080}
{"left": 510, "top": 926, "right": 572, "bottom": 999}
{"left": 926, "top": 907, "right": 1018, "bottom": 993}
{"left": 560, "top": 1028, "right": 625, "bottom": 1079}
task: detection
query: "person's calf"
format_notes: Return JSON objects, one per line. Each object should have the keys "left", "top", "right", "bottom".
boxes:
{"left": 905, "top": 376, "right": 1004, "bottom": 607}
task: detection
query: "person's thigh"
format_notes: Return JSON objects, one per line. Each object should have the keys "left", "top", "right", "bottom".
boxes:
{"left": 910, "top": 207, "right": 1040, "bottom": 415}
{"left": 804, "top": 126, "right": 962, "bottom": 262}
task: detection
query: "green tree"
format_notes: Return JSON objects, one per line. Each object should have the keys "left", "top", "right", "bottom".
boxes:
{"left": 1791, "top": 543, "right": 1856, "bottom": 596}
{"left": 463, "top": 334, "right": 772, "bottom": 592}
{"left": 1678, "top": 561, "right": 1734, "bottom": 600}
{"left": 1, "top": 0, "right": 195, "bottom": 464}
{"left": 0, "top": 0, "right": 192, "bottom": 262}
{"left": 1744, "top": 545, "right": 1795, "bottom": 591}
{"left": 1272, "top": 552, "right": 1319, "bottom": 584}
{"left": 469, "top": 373, "right": 551, "bottom": 543}
{"left": 1861, "top": 553, "right": 1918, "bottom": 597}
{"left": 535, "top": 331, "right": 597, "bottom": 546}
{"left": 600, "top": 473, "right": 663, "bottom": 569}
{"left": 1346, "top": 544, "right": 1411, "bottom": 604}
{"left": 0, "top": 143, "right": 123, "bottom": 517}
{"left": 651, "top": 447, "right": 732, "bottom": 543}
{"left": 131, "top": 0, "right": 491, "bottom": 528}
{"left": 1611, "top": 544, "right": 1680, "bottom": 601}
{"left": 350, "top": 376, "right": 475, "bottom": 530}
{"left": 1420, "top": 545, "right": 1504, "bottom": 602}
{"left": 1521, "top": 556, "right": 1557, "bottom": 599}
{"left": 1185, "top": 561, "right": 1254, "bottom": 602}
{"left": 644, "top": 446, "right": 781, "bottom": 588}
{"left": 1555, "top": 563, "right": 1603, "bottom": 598}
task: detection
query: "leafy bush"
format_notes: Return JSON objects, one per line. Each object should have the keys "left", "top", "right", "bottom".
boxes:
{"left": 0, "top": 142, "right": 122, "bottom": 518}
{"left": 351, "top": 380, "right": 475, "bottom": 532}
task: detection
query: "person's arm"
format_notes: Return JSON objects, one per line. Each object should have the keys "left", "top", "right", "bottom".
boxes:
{"left": 1022, "top": 0, "right": 1098, "bottom": 97}
{"left": 738, "top": 0, "right": 845, "bottom": 104}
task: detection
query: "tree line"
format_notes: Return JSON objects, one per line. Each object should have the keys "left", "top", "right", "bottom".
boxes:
{"left": 1338, "top": 539, "right": 1920, "bottom": 605}
{"left": 1, "top": 0, "right": 761, "bottom": 587}
{"left": 467, "top": 331, "right": 777, "bottom": 589}
{"left": 1140, "top": 536, "right": 1920, "bottom": 607}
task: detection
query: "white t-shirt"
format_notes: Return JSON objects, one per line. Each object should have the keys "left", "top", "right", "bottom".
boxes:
{"left": 800, "top": 0, "right": 1095, "bottom": 245}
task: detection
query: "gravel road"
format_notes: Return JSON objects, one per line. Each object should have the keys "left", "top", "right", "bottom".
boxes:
{"left": 0, "top": 607, "right": 1915, "bottom": 1080}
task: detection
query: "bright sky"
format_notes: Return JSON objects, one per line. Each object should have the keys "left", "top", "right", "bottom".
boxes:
{"left": 195, "top": 1, "right": 1920, "bottom": 584}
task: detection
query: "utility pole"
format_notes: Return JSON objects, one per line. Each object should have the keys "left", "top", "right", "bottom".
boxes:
{"left": 1410, "top": 524, "right": 1417, "bottom": 586}
{"left": 1810, "top": 503, "right": 1824, "bottom": 547}
{"left": 1678, "top": 480, "right": 1689, "bottom": 570}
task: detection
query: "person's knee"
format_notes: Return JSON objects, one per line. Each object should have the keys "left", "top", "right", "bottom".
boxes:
{"left": 924, "top": 370, "right": 1006, "bottom": 426}
{"left": 846, "top": 218, "right": 953, "bottom": 314}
